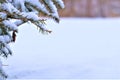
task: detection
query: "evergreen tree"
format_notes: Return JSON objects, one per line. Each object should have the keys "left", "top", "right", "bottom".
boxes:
{"left": 0, "top": 0, "right": 65, "bottom": 79}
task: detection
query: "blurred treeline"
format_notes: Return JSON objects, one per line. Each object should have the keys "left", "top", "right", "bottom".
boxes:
{"left": 59, "top": 0, "right": 120, "bottom": 17}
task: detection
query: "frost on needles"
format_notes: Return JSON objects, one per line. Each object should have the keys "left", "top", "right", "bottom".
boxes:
{"left": 0, "top": 0, "right": 64, "bottom": 79}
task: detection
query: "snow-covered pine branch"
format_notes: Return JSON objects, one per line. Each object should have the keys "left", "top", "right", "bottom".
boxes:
{"left": 0, "top": 0, "right": 65, "bottom": 57}
{"left": 0, "top": 0, "right": 65, "bottom": 79}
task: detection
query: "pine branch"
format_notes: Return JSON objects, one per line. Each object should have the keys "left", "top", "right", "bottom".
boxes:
{"left": 0, "top": 0, "right": 64, "bottom": 79}
{"left": 0, "top": 0, "right": 64, "bottom": 58}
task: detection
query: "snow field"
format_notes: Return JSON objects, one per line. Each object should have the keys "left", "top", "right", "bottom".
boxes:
{"left": 2, "top": 18, "right": 120, "bottom": 79}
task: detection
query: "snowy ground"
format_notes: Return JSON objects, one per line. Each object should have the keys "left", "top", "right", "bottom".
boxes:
{"left": 2, "top": 18, "right": 120, "bottom": 79}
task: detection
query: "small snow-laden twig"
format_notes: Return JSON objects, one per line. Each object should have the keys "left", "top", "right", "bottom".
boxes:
{"left": 32, "top": 20, "right": 52, "bottom": 34}
{"left": 0, "top": 43, "right": 12, "bottom": 58}
{"left": 2, "top": 20, "right": 18, "bottom": 31}
{"left": 0, "top": 59, "right": 8, "bottom": 80}
{"left": 26, "top": 0, "right": 50, "bottom": 15}
{"left": 42, "top": 0, "right": 60, "bottom": 23}
{"left": 0, "top": 35, "right": 12, "bottom": 44}
{"left": 13, "top": 20, "right": 24, "bottom": 26}
{"left": 1, "top": 2, "right": 19, "bottom": 14}
{"left": 17, "top": 12, "right": 52, "bottom": 33}
{"left": 52, "top": 0, "right": 65, "bottom": 9}
{"left": 0, "top": 12, "right": 7, "bottom": 20}
{"left": 0, "top": 46, "right": 10, "bottom": 58}
{"left": 19, "top": 12, "right": 41, "bottom": 21}
{"left": 12, "top": 0, "right": 50, "bottom": 15}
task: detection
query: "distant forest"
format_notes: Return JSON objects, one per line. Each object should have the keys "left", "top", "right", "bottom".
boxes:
{"left": 60, "top": 0, "right": 120, "bottom": 17}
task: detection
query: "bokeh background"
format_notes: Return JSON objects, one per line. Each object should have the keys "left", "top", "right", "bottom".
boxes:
{"left": 60, "top": 0, "right": 120, "bottom": 17}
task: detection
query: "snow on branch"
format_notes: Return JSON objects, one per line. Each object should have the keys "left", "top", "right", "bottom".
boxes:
{"left": 0, "top": 0, "right": 65, "bottom": 58}
{"left": 0, "top": 0, "right": 64, "bottom": 79}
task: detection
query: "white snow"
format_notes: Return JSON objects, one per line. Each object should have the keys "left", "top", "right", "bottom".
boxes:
{"left": 0, "top": 12, "right": 7, "bottom": 19}
{"left": 2, "top": 18, "right": 120, "bottom": 79}
{"left": 20, "top": 12, "right": 40, "bottom": 21}
{"left": 3, "top": 20, "right": 18, "bottom": 31}
{"left": 0, "top": 35, "right": 12, "bottom": 43}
